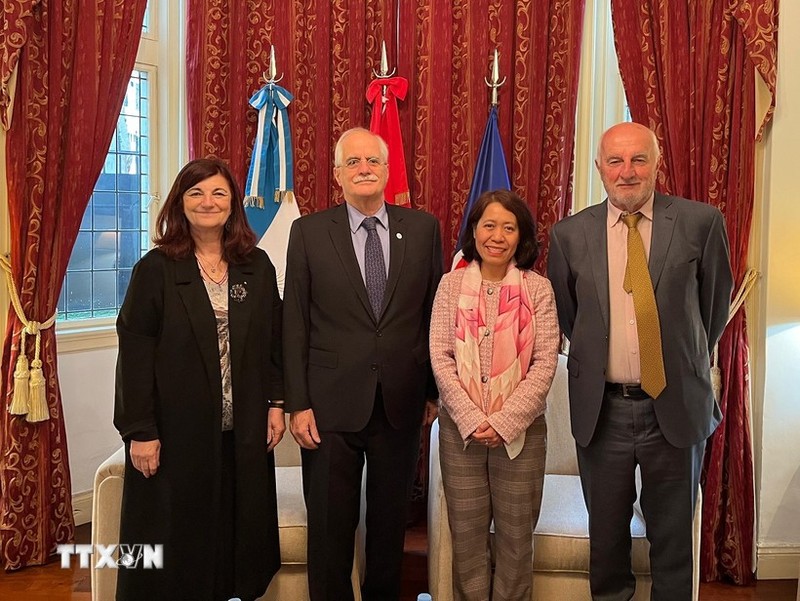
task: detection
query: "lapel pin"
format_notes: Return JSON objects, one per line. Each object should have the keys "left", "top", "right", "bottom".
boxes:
{"left": 396, "top": 232, "right": 403, "bottom": 239}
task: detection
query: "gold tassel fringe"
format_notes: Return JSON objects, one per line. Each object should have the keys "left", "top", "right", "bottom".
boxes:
{"left": 1, "top": 254, "right": 57, "bottom": 421}
{"left": 9, "top": 352, "right": 30, "bottom": 415}
{"left": 274, "top": 190, "right": 295, "bottom": 204}
{"left": 394, "top": 191, "right": 411, "bottom": 206}
{"left": 26, "top": 358, "right": 48, "bottom": 422}
{"left": 243, "top": 195, "right": 265, "bottom": 209}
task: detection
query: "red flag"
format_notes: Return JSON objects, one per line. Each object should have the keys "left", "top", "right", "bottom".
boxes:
{"left": 366, "top": 77, "right": 410, "bottom": 206}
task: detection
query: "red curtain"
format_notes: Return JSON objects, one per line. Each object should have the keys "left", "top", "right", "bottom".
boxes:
{"left": 186, "top": 0, "right": 583, "bottom": 266}
{"left": 397, "top": 0, "right": 585, "bottom": 266}
{"left": 0, "top": 0, "right": 146, "bottom": 569}
{"left": 610, "top": 0, "right": 777, "bottom": 585}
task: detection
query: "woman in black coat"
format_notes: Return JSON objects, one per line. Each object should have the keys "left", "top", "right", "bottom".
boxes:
{"left": 114, "top": 158, "right": 285, "bottom": 601}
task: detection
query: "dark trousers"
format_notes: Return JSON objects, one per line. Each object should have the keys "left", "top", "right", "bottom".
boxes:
{"left": 301, "top": 392, "right": 421, "bottom": 601}
{"left": 576, "top": 390, "right": 705, "bottom": 601}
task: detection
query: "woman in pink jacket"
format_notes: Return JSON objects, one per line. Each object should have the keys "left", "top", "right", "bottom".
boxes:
{"left": 430, "top": 190, "right": 560, "bottom": 601}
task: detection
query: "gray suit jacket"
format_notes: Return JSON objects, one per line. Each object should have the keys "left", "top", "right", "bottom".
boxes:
{"left": 283, "top": 202, "right": 443, "bottom": 432}
{"left": 547, "top": 193, "right": 733, "bottom": 448}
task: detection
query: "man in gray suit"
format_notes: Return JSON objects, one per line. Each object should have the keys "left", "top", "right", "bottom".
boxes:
{"left": 283, "top": 128, "right": 443, "bottom": 601}
{"left": 547, "top": 122, "right": 733, "bottom": 600}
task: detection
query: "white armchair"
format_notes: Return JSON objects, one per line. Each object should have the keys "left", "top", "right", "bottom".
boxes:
{"left": 91, "top": 418, "right": 365, "bottom": 601}
{"left": 428, "top": 353, "right": 701, "bottom": 601}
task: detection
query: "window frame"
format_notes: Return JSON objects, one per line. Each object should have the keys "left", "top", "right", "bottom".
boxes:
{"left": 56, "top": 0, "right": 186, "bottom": 353}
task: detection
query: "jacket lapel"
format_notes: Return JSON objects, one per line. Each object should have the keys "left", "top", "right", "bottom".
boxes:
{"left": 649, "top": 193, "right": 676, "bottom": 291}
{"left": 175, "top": 257, "right": 222, "bottom": 394}
{"left": 228, "top": 258, "right": 255, "bottom": 373}
{"left": 586, "top": 202, "right": 610, "bottom": 332}
{"left": 382, "top": 204, "right": 407, "bottom": 322}
{"left": 328, "top": 203, "right": 375, "bottom": 319}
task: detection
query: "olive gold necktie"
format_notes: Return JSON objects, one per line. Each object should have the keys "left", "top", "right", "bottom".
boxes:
{"left": 622, "top": 212, "right": 666, "bottom": 398}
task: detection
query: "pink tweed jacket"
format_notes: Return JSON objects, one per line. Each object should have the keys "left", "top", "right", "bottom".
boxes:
{"left": 430, "top": 267, "right": 560, "bottom": 445}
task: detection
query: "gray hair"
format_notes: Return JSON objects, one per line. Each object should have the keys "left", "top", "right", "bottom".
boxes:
{"left": 334, "top": 127, "right": 389, "bottom": 167}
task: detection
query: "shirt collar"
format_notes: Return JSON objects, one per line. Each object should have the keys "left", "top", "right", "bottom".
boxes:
{"left": 346, "top": 202, "right": 389, "bottom": 234}
{"left": 606, "top": 193, "right": 655, "bottom": 228}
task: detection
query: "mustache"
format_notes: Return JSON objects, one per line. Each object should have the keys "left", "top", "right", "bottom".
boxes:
{"left": 353, "top": 175, "right": 379, "bottom": 183}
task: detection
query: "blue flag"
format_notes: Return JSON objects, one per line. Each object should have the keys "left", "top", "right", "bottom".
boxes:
{"left": 453, "top": 105, "right": 510, "bottom": 269}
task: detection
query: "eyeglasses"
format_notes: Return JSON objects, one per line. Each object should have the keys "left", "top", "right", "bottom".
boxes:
{"left": 340, "top": 156, "right": 385, "bottom": 170}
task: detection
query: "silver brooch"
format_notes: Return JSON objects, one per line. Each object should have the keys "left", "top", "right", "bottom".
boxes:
{"left": 230, "top": 282, "right": 248, "bottom": 303}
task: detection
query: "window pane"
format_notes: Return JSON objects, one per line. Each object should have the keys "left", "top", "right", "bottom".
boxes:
{"left": 66, "top": 272, "right": 91, "bottom": 313}
{"left": 118, "top": 231, "right": 140, "bottom": 269}
{"left": 93, "top": 231, "right": 117, "bottom": 270}
{"left": 93, "top": 192, "right": 117, "bottom": 231}
{"left": 58, "top": 69, "right": 151, "bottom": 321}
{"left": 68, "top": 232, "right": 92, "bottom": 271}
{"left": 93, "top": 271, "right": 117, "bottom": 311}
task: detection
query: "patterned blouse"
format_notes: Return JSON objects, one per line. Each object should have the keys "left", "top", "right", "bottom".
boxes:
{"left": 202, "top": 279, "right": 233, "bottom": 431}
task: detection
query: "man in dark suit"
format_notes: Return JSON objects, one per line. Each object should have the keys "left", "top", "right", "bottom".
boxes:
{"left": 547, "top": 122, "right": 733, "bottom": 600}
{"left": 283, "top": 127, "right": 443, "bottom": 601}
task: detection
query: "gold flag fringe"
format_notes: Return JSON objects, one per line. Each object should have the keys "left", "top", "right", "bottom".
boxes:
{"left": 243, "top": 195, "right": 265, "bottom": 209}
{"left": 394, "top": 190, "right": 411, "bottom": 206}
{"left": 274, "top": 190, "right": 295, "bottom": 204}
{"left": 0, "top": 254, "right": 57, "bottom": 422}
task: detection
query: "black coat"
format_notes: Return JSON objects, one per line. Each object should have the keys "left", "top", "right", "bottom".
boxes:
{"left": 114, "top": 248, "right": 283, "bottom": 600}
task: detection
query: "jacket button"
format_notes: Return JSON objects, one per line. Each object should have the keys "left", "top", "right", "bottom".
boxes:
{"left": 371, "top": 364, "right": 378, "bottom": 371}
{"left": 376, "top": 330, "right": 382, "bottom": 337}
{"left": 481, "top": 375, "right": 488, "bottom": 383}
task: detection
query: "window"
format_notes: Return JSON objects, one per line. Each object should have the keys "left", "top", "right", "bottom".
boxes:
{"left": 58, "top": 71, "right": 151, "bottom": 321}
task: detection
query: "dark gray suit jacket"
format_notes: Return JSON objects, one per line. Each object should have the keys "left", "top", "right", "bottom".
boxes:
{"left": 283, "top": 202, "right": 443, "bottom": 432}
{"left": 547, "top": 194, "right": 733, "bottom": 449}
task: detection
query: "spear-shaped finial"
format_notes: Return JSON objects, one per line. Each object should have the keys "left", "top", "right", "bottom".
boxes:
{"left": 485, "top": 48, "right": 507, "bottom": 106}
{"left": 372, "top": 40, "right": 396, "bottom": 79}
{"left": 380, "top": 41, "right": 389, "bottom": 77}
{"left": 264, "top": 45, "right": 284, "bottom": 84}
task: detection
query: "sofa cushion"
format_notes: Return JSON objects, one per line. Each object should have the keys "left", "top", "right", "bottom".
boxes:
{"left": 275, "top": 466, "right": 307, "bottom": 564}
{"left": 531, "top": 474, "right": 650, "bottom": 574}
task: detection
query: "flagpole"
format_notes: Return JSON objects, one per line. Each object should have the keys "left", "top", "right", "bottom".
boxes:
{"left": 372, "top": 41, "right": 396, "bottom": 113}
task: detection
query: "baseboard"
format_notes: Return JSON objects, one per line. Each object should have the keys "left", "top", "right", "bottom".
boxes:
{"left": 757, "top": 544, "right": 800, "bottom": 579}
{"left": 72, "top": 490, "right": 93, "bottom": 526}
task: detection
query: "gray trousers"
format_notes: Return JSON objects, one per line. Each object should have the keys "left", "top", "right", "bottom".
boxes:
{"left": 577, "top": 391, "right": 705, "bottom": 601}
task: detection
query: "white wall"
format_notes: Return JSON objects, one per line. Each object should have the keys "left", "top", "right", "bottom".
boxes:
{"left": 754, "top": 0, "right": 800, "bottom": 577}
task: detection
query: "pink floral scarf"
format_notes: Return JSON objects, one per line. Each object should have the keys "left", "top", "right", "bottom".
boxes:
{"left": 454, "top": 261, "right": 535, "bottom": 421}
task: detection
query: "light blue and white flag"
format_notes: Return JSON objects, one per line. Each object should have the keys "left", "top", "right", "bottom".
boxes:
{"left": 244, "top": 83, "right": 300, "bottom": 297}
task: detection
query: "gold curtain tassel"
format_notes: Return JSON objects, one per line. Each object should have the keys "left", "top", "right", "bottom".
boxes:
{"left": 26, "top": 358, "right": 48, "bottom": 422}
{"left": 2, "top": 254, "right": 58, "bottom": 420}
{"left": 9, "top": 347, "right": 31, "bottom": 415}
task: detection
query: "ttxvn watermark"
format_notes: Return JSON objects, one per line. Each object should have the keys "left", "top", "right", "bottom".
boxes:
{"left": 56, "top": 544, "right": 163, "bottom": 569}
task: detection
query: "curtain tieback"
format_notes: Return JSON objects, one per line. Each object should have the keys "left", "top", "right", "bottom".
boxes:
{"left": 0, "top": 254, "right": 57, "bottom": 422}
{"left": 710, "top": 267, "right": 760, "bottom": 401}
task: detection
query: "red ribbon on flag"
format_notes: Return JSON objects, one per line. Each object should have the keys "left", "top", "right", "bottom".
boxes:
{"left": 366, "top": 77, "right": 410, "bottom": 206}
